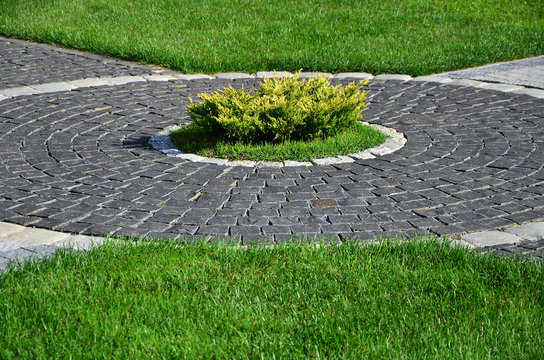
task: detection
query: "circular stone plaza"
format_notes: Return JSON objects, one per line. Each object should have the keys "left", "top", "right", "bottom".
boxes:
{"left": 0, "top": 37, "right": 543, "bottom": 269}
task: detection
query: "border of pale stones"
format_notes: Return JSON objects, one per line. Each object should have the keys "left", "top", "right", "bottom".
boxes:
{"left": 149, "top": 121, "right": 406, "bottom": 167}
{"left": 1, "top": 71, "right": 543, "bottom": 101}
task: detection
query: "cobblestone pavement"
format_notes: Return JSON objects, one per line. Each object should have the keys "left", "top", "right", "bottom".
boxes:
{"left": 436, "top": 55, "right": 544, "bottom": 90}
{"left": 0, "top": 37, "right": 172, "bottom": 88}
{"left": 0, "top": 37, "right": 543, "bottom": 270}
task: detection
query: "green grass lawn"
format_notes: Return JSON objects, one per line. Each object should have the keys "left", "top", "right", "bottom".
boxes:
{"left": 1, "top": 239, "right": 542, "bottom": 359}
{"left": 0, "top": 0, "right": 542, "bottom": 75}
{"left": 170, "top": 122, "right": 387, "bottom": 161}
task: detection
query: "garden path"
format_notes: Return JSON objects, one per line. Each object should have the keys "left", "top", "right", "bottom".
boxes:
{"left": 0, "top": 37, "right": 543, "bottom": 271}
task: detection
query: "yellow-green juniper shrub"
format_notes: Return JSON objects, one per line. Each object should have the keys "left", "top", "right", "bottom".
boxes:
{"left": 186, "top": 72, "right": 369, "bottom": 144}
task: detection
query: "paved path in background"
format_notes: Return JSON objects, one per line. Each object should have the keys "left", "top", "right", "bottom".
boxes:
{"left": 436, "top": 56, "right": 544, "bottom": 90}
{"left": 0, "top": 36, "right": 543, "bottom": 271}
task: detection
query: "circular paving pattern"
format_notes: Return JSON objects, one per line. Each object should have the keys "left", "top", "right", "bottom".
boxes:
{"left": 0, "top": 78, "right": 543, "bottom": 244}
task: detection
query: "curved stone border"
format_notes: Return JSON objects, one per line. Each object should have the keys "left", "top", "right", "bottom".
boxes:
{"left": 148, "top": 122, "right": 406, "bottom": 167}
{"left": 1, "top": 71, "right": 543, "bottom": 104}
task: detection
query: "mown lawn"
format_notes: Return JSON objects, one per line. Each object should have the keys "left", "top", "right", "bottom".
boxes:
{"left": 0, "top": 239, "right": 542, "bottom": 359}
{"left": 0, "top": 0, "right": 542, "bottom": 75}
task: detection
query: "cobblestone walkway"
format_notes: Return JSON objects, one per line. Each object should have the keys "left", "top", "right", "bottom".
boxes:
{"left": 0, "top": 36, "right": 543, "bottom": 270}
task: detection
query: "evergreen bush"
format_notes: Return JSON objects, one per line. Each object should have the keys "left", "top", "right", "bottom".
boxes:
{"left": 186, "top": 72, "right": 369, "bottom": 144}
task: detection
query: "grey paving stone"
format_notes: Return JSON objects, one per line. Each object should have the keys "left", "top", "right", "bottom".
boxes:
{"left": 505, "top": 222, "right": 544, "bottom": 241}
{"left": 461, "top": 231, "right": 522, "bottom": 247}
{"left": 0, "top": 248, "right": 36, "bottom": 262}
{"left": 510, "top": 88, "right": 544, "bottom": 98}
{"left": 436, "top": 56, "right": 544, "bottom": 89}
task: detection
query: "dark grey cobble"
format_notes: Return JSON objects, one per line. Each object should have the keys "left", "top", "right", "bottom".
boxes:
{"left": 0, "top": 73, "right": 543, "bottom": 259}
{"left": 0, "top": 36, "right": 165, "bottom": 88}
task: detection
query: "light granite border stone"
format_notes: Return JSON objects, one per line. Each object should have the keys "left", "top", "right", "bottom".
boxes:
{"left": 67, "top": 78, "right": 112, "bottom": 87}
{"left": 2, "top": 71, "right": 544, "bottom": 102}
{"left": 149, "top": 122, "right": 406, "bottom": 167}
{"left": 374, "top": 74, "right": 412, "bottom": 81}
{"left": 510, "top": 88, "right": 544, "bottom": 98}
{"left": 505, "top": 222, "right": 544, "bottom": 241}
{"left": 173, "top": 74, "right": 214, "bottom": 80}
{"left": 103, "top": 76, "right": 147, "bottom": 85}
{"left": 411, "top": 75, "right": 453, "bottom": 83}
{"left": 0, "top": 86, "right": 37, "bottom": 97}
{"left": 479, "top": 83, "right": 525, "bottom": 92}
{"left": 445, "top": 79, "right": 488, "bottom": 87}
{"left": 214, "top": 72, "right": 254, "bottom": 79}
{"left": 30, "top": 82, "right": 76, "bottom": 93}
{"left": 333, "top": 72, "right": 374, "bottom": 80}
{"left": 143, "top": 74, "right": 179, "bottom": 82}
{"left": 461, "top": 231, "right": 522, "bottom": 247}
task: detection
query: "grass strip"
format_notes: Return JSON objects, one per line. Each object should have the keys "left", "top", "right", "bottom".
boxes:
{"left": 0, "top": 238, "right": 542, "bottom": 359}
{"left": 0, "top": 0, "right": 542, "bottom": 75}
{"left": 170, "top": 122, "right": 387, "bottom": 161}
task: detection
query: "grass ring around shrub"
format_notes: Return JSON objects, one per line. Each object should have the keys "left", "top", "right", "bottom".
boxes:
{"left": 169, "top": 121, "right": 388, "bottom": 162}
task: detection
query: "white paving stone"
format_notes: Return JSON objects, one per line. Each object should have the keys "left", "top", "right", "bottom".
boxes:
{"left": 374, "top": 74, "right": 412, "bottom": 81}
{"left": 30, "top": 82, "right": 75, "bottom": 93}
{"left": 103, "top": 76, "right": 147, "bottom": 85}
{"left": 5, "top": 227, "right": 70, "bottom": 244}
{"left": 411, "top": 75, "right": 453, "bottom": 83}
{"left": 214, "top": 72, "right": 254, "bottom": 79}
{"left": 143, "top": 74, "right": 178, "bottom": 82}
{"left": 174, "top": 74, "right": 214, "bottom": 80}
{"left": 447, "top": 79, "right": 488, "bottom": 88}
{"left": 67, "top": 77, "right": 112, "bottom": 87}
{"left": 283, "top": 160, "right": 313, "bottom": 167}
{"left": 177, "top": 153, "right": 209, "bottom": 162}
{"left": 204, "top": 157, "right": 230, "bottom": 165}
{"left": 0, "top": 86, "right": 37, "bottom": 97}
{"left": 505, "top": 222, "right": 544, "bottom": 241}
{"left": 256, "top": 161, "right": 284, "bottom": 167}
{"left": 335, "top": 155, "right": 355, "bottom": 163}
{"left": 334, "top": 72, "right": 374, "bottom": 80}
{"left": 479, "top": 83, "right": 524, "bottom": 92}
{"left": 510, "top": 88, "right": 544, "bottom": 98}
{"left": 0, "top": 222, "right": 26, "bottom": 238}
{"left": 311, "top": 157, "right": 338, "bottom": 166}
{"left": 226, "top": 160, "right": 257, "bottom": 167}
{"left": 349, "top": 150, "right": 375, "bottom": 160}
{"left": 461, "top": 231, "right": 522, "bottom": 247}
